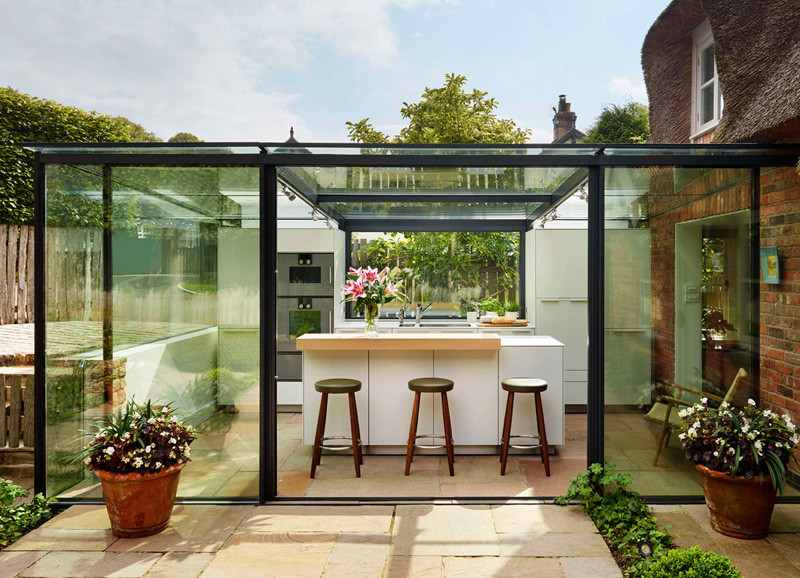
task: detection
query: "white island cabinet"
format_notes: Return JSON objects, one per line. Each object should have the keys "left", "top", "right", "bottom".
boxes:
{"left": 296, "top": 333, "right": 564, "bottom": 453}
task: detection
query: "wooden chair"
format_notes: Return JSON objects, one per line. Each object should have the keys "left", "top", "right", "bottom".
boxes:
{"left": 645, "top": 367, "right": 747, "bottom": 466}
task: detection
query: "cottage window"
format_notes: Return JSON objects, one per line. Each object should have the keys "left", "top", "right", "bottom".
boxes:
{"left": 692, "top": 21, "right": 722, "bottom": 136}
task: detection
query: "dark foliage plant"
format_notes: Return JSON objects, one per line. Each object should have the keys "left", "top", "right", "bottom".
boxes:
{"left": 677, "top": 399, "right": 799, "bottom": 493}
{"left": 555, "top": 462, "right": 674, "bottom": 577}
{"left": 0, "top": 478, "right": 51, "bottom": 547}
{"left": 77, "top": 399, "right": 196, "bottom": 475}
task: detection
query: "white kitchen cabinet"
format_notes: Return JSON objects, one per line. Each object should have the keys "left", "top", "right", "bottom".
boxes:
{"left": 302, "top": 350, "right": 369, "bottom": 445}
{"left": 368, "top": 350, "right": 434, "bottom": 446}
{"left": 432, "top": 350, "right": 499, "bottom": 445}
{"left": 498, "top": 342, "right": 565, "bottom": 446}
{"left": 535, "top": 229, "right": 588, "bottom": 299}
{"left": 535, "top": 229, "right": 588, "bottom": 404}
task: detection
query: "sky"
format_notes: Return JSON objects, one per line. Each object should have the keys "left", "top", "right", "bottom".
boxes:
{"left": 1, "top": 0, "right": 667, "bottom": 144}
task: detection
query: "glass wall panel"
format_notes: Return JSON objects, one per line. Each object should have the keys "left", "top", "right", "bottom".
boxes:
{"left": 45, "top": 165, "right": 260, "bottom": 499}
{"left": 604, "top": 167, "right": 755, "bottom": 496}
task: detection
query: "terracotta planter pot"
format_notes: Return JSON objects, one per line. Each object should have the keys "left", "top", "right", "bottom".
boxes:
{"left": 95, "top": 462, "right": 185, "bottom": 538}
{"left": 696, "top": 464, "right": 777, "bottom": 539}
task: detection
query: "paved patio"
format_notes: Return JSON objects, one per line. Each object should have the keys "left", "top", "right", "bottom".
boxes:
{"left": 0, "top": 503, "right": 622, "bottom": 577}
{"left": 3, "top": 500, "right": 800, "bottom": 575}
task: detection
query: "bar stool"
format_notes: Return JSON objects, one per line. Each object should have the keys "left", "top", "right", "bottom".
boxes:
{"left": 499, "top": 378, "right": 550, "bottom": 477}
{"left": 405, "top": 377, "right": 455, "bottom": 476}
{"left": 310, "top": 378, "right": 363, "bottom": 479}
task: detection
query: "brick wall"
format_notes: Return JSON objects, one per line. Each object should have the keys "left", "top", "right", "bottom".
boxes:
{"left": 648, "top": 168, "right": 751, "bottom": 386}
{"left": 647, "top": 165, "right": 800, "bottom": 433}
{"left": 759, "top": 166, "right": 800, "bottom": 423}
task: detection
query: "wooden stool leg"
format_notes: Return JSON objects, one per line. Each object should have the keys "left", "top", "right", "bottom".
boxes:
{"left": 352, "top": 393, "right": 364, "bottom": 465}
{"left": 310, "top": 393, "right": 328, "bottom": 479}
{"left": 500, "top": 391, "right": 514, "bottom": 476}
{"left": 405, "top": 392, "right": 421, "bottom": 476}
{"left": 441, "top": 392, "right": 455, "bottom": 477}
{"left": 348, "top": 392, "right": 361, "bottom": 478}
{"left": 534, "top": 391, "right": 550, "bottom": 477}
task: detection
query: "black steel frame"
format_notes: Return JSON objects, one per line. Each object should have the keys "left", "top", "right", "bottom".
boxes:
{"left": 29, "top": 142, "right": 800, "bottom": 505}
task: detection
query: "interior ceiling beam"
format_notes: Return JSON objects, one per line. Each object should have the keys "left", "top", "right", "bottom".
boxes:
{"left": 276, "top": 167, "right": 345, "bottom": 225}
{"left": 526, "top": 168, "right": 589, "bottom": 224}
{"left": 316, "top": 191, "right": 556, "bottom": 204}
{"left": 344, "top": 218, "right": 527, "bottom": 232}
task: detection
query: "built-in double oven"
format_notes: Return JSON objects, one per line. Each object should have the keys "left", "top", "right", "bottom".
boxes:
{"left": 276, "top": 253, "right": 334, "bottom": 388}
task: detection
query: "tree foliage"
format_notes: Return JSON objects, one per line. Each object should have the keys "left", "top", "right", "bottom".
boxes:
{"left": 345, "top": 74, "right": 528, "bottom": 306}
{"left": 0, "top": 87, "right": 160, "bottom": 225}
{"left": 582, "top": 101, "right": 650, "bottom": 144}
{"left": 168, "top": 132, "right": 201, "bottom": 143}
{"left": 355, "top": 232, "right": 519, "bottom": 302}
{"left": 346, "top": 73, "right": 530, "bottom": 144}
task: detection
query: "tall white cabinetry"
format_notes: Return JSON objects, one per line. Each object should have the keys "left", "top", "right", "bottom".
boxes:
{"left": 535, "top": 230, "right": 588, "bottom": 405}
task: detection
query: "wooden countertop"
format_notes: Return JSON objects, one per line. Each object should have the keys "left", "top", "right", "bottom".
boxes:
{"left": 296, "top": 333, "right": 502, "bottom": 351}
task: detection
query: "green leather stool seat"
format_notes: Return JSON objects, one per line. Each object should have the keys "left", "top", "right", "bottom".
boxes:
{"left": 408, "top": 377, "right": 454, "bottom": 393}
{"left": 501, "top": 378, "right": 547, "bottom": 394}
{"left": 315, "top": 378, "right": 362, "bottom": 394}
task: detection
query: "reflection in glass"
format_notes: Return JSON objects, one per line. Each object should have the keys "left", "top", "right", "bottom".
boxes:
{"left": 604, "top": 167, "right": 758, "bottom": 496}
{"left": 44, "top": 165, "right": 260, "bottom": 499}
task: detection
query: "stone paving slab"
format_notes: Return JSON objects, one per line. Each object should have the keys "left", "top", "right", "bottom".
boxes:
{"left": 19, "top": 551, "right": 161, "bottom": 578}
{"left": 2, "top": 503, "right": 626, "bottom": 577}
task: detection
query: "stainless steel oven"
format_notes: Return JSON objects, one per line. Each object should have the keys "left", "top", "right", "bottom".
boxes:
{"left": 277, "top": 253, "right": 334, "bottom": 297}
{"left": 276, "top": 296, "right": 334, "bottom": 381}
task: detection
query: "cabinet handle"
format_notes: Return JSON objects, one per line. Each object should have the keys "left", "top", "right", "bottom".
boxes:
{"left": 329, "top": 267, "right": 332, "bottom": 284}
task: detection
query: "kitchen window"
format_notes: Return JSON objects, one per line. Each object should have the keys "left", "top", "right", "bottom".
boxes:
{"left": 347, "top": 231, "right": 522, "bottom": 319}
{"left": 692, "top": 21, "right": 723, "bottom": 137}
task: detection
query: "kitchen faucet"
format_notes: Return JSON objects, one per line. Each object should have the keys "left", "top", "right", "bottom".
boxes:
{"left": 415, "top": 300, "right": 434, "bottom": 326}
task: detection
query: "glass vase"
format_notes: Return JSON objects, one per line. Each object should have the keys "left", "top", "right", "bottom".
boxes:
{"left": 364, "top": 302, "right": 380, "bottom": 336}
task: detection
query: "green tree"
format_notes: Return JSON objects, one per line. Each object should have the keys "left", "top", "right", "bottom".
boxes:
{"left": 168, "top": 132, "right": 202, "bottom": 143}
{"left": 346, "top": 73, "right": 530, "bottom": 144}
{"left": 0, "top": 87, "right": 158, "bottom": 225}
{"left": 582, "top": 101, "right": 650, "bottom": 144}
{"left": 119, "top": 118, "right": 162, "bottom": 142}
{"left": 345, "top": 74, "right": 526, "bottom": 307}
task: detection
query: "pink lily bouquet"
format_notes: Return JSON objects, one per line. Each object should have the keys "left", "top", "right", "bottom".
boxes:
{"left": 342, "top": 266, "right": 407, "bottom": 335}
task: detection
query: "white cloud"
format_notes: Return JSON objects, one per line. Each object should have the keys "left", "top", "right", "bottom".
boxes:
{"left": 605, "top": 76, "right": 648, "bottom": 103}
{"left": 0, "top": 0, "right": 422, "bottom": 141}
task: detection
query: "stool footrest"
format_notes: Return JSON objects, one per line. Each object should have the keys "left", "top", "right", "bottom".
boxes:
{"left": 320, "top": 436, "right": 362, "bottom": 452}
{"left": 413, "top": 433, "right": 452, "bottom": 450}
{"left": 502, "top": 433, "right": 542, "bottom": 451}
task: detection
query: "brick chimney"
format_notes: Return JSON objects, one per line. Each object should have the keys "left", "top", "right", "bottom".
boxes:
{"left": 552, "top": 94, "right": 578, "bottom": 143}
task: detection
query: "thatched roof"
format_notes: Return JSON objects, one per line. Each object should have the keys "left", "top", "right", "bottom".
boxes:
{"left": 643, "top": 0, "right": 800, "bottom": 143}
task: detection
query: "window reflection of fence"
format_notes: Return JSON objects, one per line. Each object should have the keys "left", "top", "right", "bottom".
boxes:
{"left": 0, "top": 225, "right": 35, "bottom": 324}
{"left": 1, "top": 374, "right": 34, "bottom": 449}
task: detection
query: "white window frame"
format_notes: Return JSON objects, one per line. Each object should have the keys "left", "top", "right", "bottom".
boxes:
{"left": 691, "top": 20, "right": 723, "bottom": 138}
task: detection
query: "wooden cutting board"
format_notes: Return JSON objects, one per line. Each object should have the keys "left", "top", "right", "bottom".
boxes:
{"left": 477, "top": 319, "right": 529, "bottom": 327}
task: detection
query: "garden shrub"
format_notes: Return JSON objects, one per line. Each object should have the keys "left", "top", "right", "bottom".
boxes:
{"left": 0, "top": 87, "right": 151, "bottom": 225}
{"left": 0, "top": 478, "right": 52, "bottom": 547}
{"left": 556, "top": 462, "right": 674, "bottom": 577}
{"left": 643, "top": 546, "right": 741, "bottom": 578}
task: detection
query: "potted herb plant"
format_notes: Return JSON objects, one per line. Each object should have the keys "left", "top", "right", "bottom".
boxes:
{"left": 480, "top": 297, "right": 504, "bottom": 317}
{"left": 79, "top": 399, "right": 196, "bottom": 538}
{"left": 460, "top": 298, "right": 480, "bottom": 323}
{"left": 342, "top": 266, "right": 406, "bottom": 335}
{"left": 504, "top": 301, "right": 521, "bottom": 320}
{"left": 677, "top": 398, "right": 799, "bottom": 539}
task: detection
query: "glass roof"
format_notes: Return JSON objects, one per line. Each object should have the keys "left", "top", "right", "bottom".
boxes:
{"left": 24, "top": 142, "right": 800, "bottom": 158}
{"left": 278, "top": 165, "right": 587, "bottom": 223}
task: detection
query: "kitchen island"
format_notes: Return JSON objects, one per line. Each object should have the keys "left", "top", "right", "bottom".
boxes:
{"left": 296, "top": 333, "right": 565, "bottom": 453}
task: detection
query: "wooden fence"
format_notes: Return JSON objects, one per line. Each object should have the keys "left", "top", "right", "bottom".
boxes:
{"left": 1, "top": 374, "right": 34, "bottom": 448}
{"left": 0, "top": 225, "right": 34, "bottom": 324}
